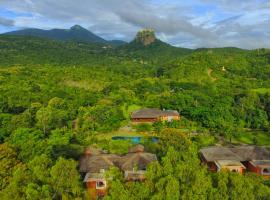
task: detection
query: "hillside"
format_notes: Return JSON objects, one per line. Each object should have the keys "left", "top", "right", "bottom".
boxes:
{"left": 3, "top": 25, "right": 126, "bottom": 47}
{"left": 0, "top": 35, "right": 117, "bottom": 67}
{"left": 1, "top": 30, "right": 270, "bottom": 199}
{"left": 0, "top": 33, "right": 193, "bottom": 67}
{"left": 117, "top": 29, "right": 193, "bottom": 63}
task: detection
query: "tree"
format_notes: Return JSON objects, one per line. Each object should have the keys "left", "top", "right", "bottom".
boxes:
{"left": 36, "top": 106, "right": 52, "bottom": 134}
{"left": 0, "top": 165, "right": 32, "bottom": 200}
{"left": 145, "top": 147, "right": 212, "bottom": 200}
{"left": 36, "top": 98, "right": 70, "bottom": 134}
{"left": 9, "top": 128, "right": 47, "bottom": 161}
{"left": 0, "top": 143, "right": 21, "bottom": 190}
{"left": 157, "top": 128, "right": 191, "bottom": 157}
{"left": 78, "top": 104, "right": 124, "bottom": 132}
{"left": 28, "top": 154, "right": 53, "bottom": 183}
{"left": 0, "top": 113, "right": 12, "bottom": 142}
{"left": 50, "top": 157, "right": 82, "bottom": 199}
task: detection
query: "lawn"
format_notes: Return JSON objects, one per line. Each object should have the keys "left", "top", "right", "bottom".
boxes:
{"left": 96, "top": 129, "right": 147, "bottom": 140}
{"left": 193, "top": 134, "right": 217, "bottom": 147}
{"left": 122, "top": 104, "right": 141, "bottom": 119}
{"left": 232, "top": 130, "right": 270, "bottom": 146}
{"left": 251, "top": 88, "right": 270, "bottom": 94}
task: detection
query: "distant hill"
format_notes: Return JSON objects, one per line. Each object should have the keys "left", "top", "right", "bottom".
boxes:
{"left": 117, "top": 29, "right": 193, "bottom": 63}
{"left": 3, "top": 25, "right": 127, "bottom": 47}
{"left": 0, "top": 35, "right": 115, "bottom": 67}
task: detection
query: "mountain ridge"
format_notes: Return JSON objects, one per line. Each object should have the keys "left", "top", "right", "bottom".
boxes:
{"left": 2, "top": 25, "right": 126, "bottom": 47}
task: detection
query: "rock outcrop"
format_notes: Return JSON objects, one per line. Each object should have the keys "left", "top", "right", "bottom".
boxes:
{"left": 135, "top": 29, "right": 156, "bottom": 46}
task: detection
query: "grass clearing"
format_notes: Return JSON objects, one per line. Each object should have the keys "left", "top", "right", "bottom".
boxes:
{"left": 251, "top": 88, "right": 270, "bottom": 94}
{"left": 64, "top": 79, "right": 106, "bottom": 91}
{"left": 193, "top": 134, "right": 217, "bottom": 147}
{"left": 122, "top": 104, "right": 141, "bottom": 118}
{"left": 232, "top": 130, "right": 270, "bottom": 146}
{"left": 96, "top": 129, "right": 147, "bottom": 140}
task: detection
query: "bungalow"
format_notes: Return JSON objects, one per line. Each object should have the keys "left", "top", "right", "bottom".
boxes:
{"left": 230, "top": 146, "right": 270, "bottom": 178}
{"left": 131, "top": 108, "right": 180, "bottom": 123}
{"left": 116, "top": 145, "right": 157, "bottom": 181}
{"left": 200, "top": 146, "right": 270, "bottom": 178}
{"left": 79, "top": 145, "right": 157, "bottom": 199}
{"left": 79, "top": 148, "right": 118, "bottom": 198}
{"left": 200, "top": 147, "right": 245, "bottom": 173}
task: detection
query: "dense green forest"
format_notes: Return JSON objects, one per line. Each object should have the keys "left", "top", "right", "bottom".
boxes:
{"left": 1, "top": 34, "right": 270, "bottom": 199}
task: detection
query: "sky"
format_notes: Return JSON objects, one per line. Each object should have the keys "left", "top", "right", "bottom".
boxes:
{"left": 0, "top": 0, "right": 269, "bottom": 49}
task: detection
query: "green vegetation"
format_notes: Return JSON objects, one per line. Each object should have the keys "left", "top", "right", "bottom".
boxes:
{"left": 5, "top": 25, "right": 126, "bottom": 46}
{"left": 232, "top": 130, "right": 270, "bottom": 146}
{"left": 1, "top": 34, "right": 270, "bottom": 199}
{"left": 105, "top": 129, "right": 270, "bottom": 200}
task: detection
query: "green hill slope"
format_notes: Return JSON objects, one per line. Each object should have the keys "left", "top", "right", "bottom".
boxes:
{"left": 3, "top": 25, "right": 127, "bottom": 47}
{"left": 0, "top": 35, "right": 115, "bottom": 67}
{"left": 117, "top": 29, "right": 193, "bottom": 63}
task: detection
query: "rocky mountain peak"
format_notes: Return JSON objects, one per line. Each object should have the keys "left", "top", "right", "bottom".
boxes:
{"left": 135, "top": 29, "right": 156, "bottom": 46}
{"left": 70, "top": 25, "right": 86, "bottom": 31}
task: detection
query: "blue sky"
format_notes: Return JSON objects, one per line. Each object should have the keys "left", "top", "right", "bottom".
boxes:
{"left": 0, "top": 0, "right": 269, "bottom": 49}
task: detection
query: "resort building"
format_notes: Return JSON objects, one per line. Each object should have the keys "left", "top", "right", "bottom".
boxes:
{"left": 79, "top": 145, "right": 157, "bottom": 199}
{"left": 131, "top": 108, "right": 180, "bottom": 123}
{"left": 200, "top": 146, "right": 270, "bottom": 178}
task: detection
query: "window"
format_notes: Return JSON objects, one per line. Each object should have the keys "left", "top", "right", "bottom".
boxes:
{"left": 96, "top": 181, "right": 106, "bottom": 189}
{"left": 262, "top": 168, "right": 270, "bottom": 175}
{"left": 167, "top": 116, "right": 173, "bottom": 122}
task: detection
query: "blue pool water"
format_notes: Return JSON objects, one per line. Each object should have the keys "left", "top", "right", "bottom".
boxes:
{"left": 111, "top": 136, "right": 158, "bottom": 144}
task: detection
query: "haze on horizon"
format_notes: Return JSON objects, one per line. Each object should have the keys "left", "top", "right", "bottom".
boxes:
{"left": 0, "top": 0, "right": 269, "bottom": 49}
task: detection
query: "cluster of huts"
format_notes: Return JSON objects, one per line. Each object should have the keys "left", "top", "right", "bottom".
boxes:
{"left": 79, "top": 108, "right": 270, "bottom": 199}
{"left": 79, "top": 145, "right": 157, "bottom": 198}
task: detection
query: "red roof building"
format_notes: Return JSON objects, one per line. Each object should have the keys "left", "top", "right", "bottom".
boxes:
{"left": 131, "top": 108, "right": 180, "bottom": 123}
{"left": 200, "top": 146, "right": 270, "bottom": 178}
{"left": 79, "top": 145, "right": 157, "bottom": 199}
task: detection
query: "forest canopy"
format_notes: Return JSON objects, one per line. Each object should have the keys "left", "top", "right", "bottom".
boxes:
{"left": 0, "top": 35, "right": 270, "bottom": 199}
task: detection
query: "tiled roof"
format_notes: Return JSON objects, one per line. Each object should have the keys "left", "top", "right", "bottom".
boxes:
{"left": 79, "top": 154, "right": 119, "bottom": 173}
{"left": 131, "top": 108, "right": 179, "bottom": 118}
{"left": 79, "top": 145, "right": 157, "bottom": 174}
{"left": 200, "top": 146, "right": 270, "bottom": 162}
{"left": 230, "top": 146, "right": 270, "bottom": 161}
{"left": 200, "top": 147, "right": 241, "bottom": 161}
{"left": 116, "top": 152, "right": 157, "bottom": 171}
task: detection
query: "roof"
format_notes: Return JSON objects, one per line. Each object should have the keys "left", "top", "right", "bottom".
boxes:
{"left": 124, "top": 170, "right": 146, "bottom": 181}
{"left": 200, "top": 147, "right": 241, "bottom": 162}
{"left": 162, "top": 110, "right": 180, "bottom": 116}
{"left": 250, "top": 160, "right": 270, "bottom": 167}
{"left": 215, "top": 160, "right": 246, "bottom": 168}
{"left": 83, "top": 172, "right": 105, "bottom": 182}
{"left": 230, "top": 146, "right": 270, "bottom": 161}
{"left": 80, "top": 145, "right": 157, "bottom": 174}
{"left": 79, "top": 154, "right": 120, "bottom": 173}
{"left": 200, "top": 146, "right": 270, "bottom": 162}
{"left": 116, "top": 152, "right": 157, "bottom": 171}
{"left": 84, "top": 147, "right": 104, "bottom": 156}
{"left": 131, "top": 108, "right": 163, "bottom": 118}
{"left": 131, "top": 108, "right": 179, "bottom": 119}
{"left": 129, "top": 144, "right": 144, "bottom": 153}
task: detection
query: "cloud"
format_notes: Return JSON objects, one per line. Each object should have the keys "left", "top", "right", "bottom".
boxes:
{"left": 0, "top": 0, "right": 269, "bottom": 49}
{"left": 0, "top": 16, "right": 14, "bottom": 26}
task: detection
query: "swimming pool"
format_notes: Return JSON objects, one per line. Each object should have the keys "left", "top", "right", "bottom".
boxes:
{"left": 111, "top": 136, "right": 158, "bottom": 144}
